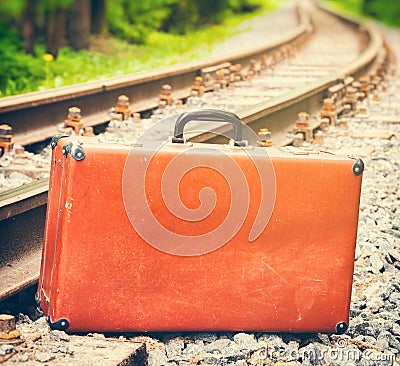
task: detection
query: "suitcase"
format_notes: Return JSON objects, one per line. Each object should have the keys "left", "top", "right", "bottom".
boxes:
{"left": 38, "top": 109, "right": 363, "bottom": 334}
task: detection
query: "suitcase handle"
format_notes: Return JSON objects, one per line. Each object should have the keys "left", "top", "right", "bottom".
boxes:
{"left": 172, "top": 109, "right": 247, "bottom": 146}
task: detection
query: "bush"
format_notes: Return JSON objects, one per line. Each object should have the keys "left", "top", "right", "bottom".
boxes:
{"left": 106, "top": 0, "right": 176, "bottom": 44}
{"left": 106, "top": 0, "right": 266, "bottom": 41}
{"left": 362, "top": 0, "right": 400, "bottom": 26}
{"left": 0, "top": 0, "right": 275, "bottom": 96}
{"left": 0, "top": 27, "right": 45, "bottom": 96}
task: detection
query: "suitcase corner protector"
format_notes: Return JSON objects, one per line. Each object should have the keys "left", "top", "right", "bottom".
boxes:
{"left": 48, "top": 317, "right": 70, "bottom": 331}
{"left": 351, "top": 158, "right": 364, "bottom": 176}
{"left": 51, "top": 133, "right": 70, "bottom": 150}
{"left": 335, "top": 321, "right": 349, "bottom": 335}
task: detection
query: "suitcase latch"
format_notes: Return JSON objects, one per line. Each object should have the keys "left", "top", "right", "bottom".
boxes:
{"left": 62, "top": 142, "right": 86, "bottom": 161}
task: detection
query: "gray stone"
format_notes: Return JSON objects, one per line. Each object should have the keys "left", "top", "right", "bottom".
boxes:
{"left": 234, "top": 360, "right": 247, "bottom": 366}
{"left": 43, "top": 345, "right": 62, "bottom": 354}
{"left": 377, "top": 311, "right": 397, "bottom": 321}
{"left": 233, "top": 333, "right": 258, "bottom": 351}
{"left": 193, "top": 333, "right": 217, "bottom": 343}
{"left": 33, "top": 316, "right": 50, "bottom": 331}
{"left": 380, "top": 285, "right": 394, "bottom": 301}
{"left": 17, "top": 354, "right": 30, "bottom": 362}
{"left": 349, "top": 320, "right": 379, "bottom": 338}
{"left": 148, "top": 348, "right": 169, "bottom": 366}
{"left": 362, "top": 282, "right": 382, "bottom": 299}
{"left": 0, "top": 344, "right": 14, "bottom": 356}
{"left": 378, "top": 238, "right": 393, "bottom": 253}
{"left": 50, "top": 329, "right": 70, "bottom": 342}
{"left": 391, "top": 323, "right": 400, "bottom": 336}
{"left": 182, "top": 343, "right": 203, "bottom": 357}
{"left": 9, "top": 171, "right": 30, "bottom": 181}
{"left": 369, "top": 253, "right": 384, "bottom": 271}
{"left": 383, "top": 320, "right": 395, "bottom": 332}
{"left": 363, "top": 336, "right": 377, "bottom": 345}
{"left": 258, "top": 334, "right": 285, "bottom": 348}
{"left": 388, "top": 335, "right": 400, "bottom": 351}
{"left": 202, "top": 353, "right": 222, "bottom": 364}
{"left": 35, "top": 351, "right": 55, "bottom": 363}
{"left": 16, "top": 313, "right": 32, "bottom": 324}
{"left": 317, "top": 333, "right": 330, "bottom": 345}
{"left": 350, "top": 308, "right": 362, "bottom": 318}
{"left": 58, "top": 344, "right": 74, "bottom": 355}
{"left": 367, "top": 296, "right": 384, "bottom": 313}
{"left": 376, "top": 338, "right": 390, "bottom": 351}
{"left": 223, "top": 342, "right": 246, "bottom": 361}
{"left": 204, "top": 338, "right": 231, "bottom": 353}
{"left": 377, "top": 331, "right": 392, "bottom": 341}
{"left": 165, "top": 338, "right": 184, "bottom": 359}
{"left": 388, "top": 249, "right": 400, "bottom": 262}
{"left": 218, "top": 334, "right": 230, "bottom": 340}
{"left": 389, "top": 292, "right": 400, "bottom": 304}
{"left": 383, "top": 263, "right": 396, "bottom": 273}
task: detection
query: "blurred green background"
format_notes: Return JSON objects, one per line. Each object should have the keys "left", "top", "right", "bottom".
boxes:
{"left": 0, "top": 0, "right": 398, "bottom": 98}
{"left": 328, "top": 0, "right": 400, "bottom": 26}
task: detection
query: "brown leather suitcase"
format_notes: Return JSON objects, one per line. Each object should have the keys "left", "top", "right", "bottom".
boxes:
{"left": 38, "top": 109, "right": 363, "bottom": 334}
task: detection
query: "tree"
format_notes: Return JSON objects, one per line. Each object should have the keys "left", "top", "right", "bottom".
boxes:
{"left": 67, "top": 0, "right": 91, "bottom": 50}
{"left": 46, "top": 5, "right": 68, "bottom": 57}
{"left": 91, "top": 0, "right": 107, "bottom": 35}
{"left": 21, "top": 0, "right": 37, "bottom": 54}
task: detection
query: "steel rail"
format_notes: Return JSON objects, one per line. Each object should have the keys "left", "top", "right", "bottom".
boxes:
{"left": 0, "top": 5, "right": 385, "bottom": 301}
{"left": 0, "top": 7, "right": 310, "bottom": 147}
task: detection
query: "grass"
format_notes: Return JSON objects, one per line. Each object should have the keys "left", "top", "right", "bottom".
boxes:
{"left": 325, "top": 0, "right": 363, "bottom": 15}
{"left": 325, "top": 0, "right": 400, "bottom": 27}
{"left": 23, "top": 2, "right": 280, "bottom": 95}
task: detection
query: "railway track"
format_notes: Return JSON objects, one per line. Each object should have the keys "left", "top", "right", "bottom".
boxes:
{"left": 0, "top": 7, "right": 310, "bottom": 147}
{"left": 0, "top": 0, "right": 386, "bottom": 303}
{"left": 0, "top": 1, "right": 398, "bottom": 364}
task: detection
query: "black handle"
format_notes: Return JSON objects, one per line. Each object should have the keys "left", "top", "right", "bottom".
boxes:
{"left": 172, "top": 109, "right": 247, "bottom": 146}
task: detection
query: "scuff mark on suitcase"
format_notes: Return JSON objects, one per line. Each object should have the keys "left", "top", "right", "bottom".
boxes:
{"left": 258, "top": 267, "right": 265, "bottom": 283}
{"left": 272, "top": 304, "right": 279, "bottom": 319}
{"left": 297, "top": 276, "right": 323, "bottom": 282}
{"left": 65, "top": 198, "right": 73, "bottom": 223}
{"left": 240, "top": 288, "right": 264, "bottom": 297}
{"left": 260, "top": 257, "right": 289, "bottom": 285}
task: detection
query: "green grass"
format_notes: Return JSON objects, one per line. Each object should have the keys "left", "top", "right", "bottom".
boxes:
{"left": 325, "top": 0, "right": 400, "bottom": 27}
{"left": 1, "top": 1, "right": 280, "bottom": 97}
{"left": 326, "top": 0, "right": 363, "bottom": 15}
